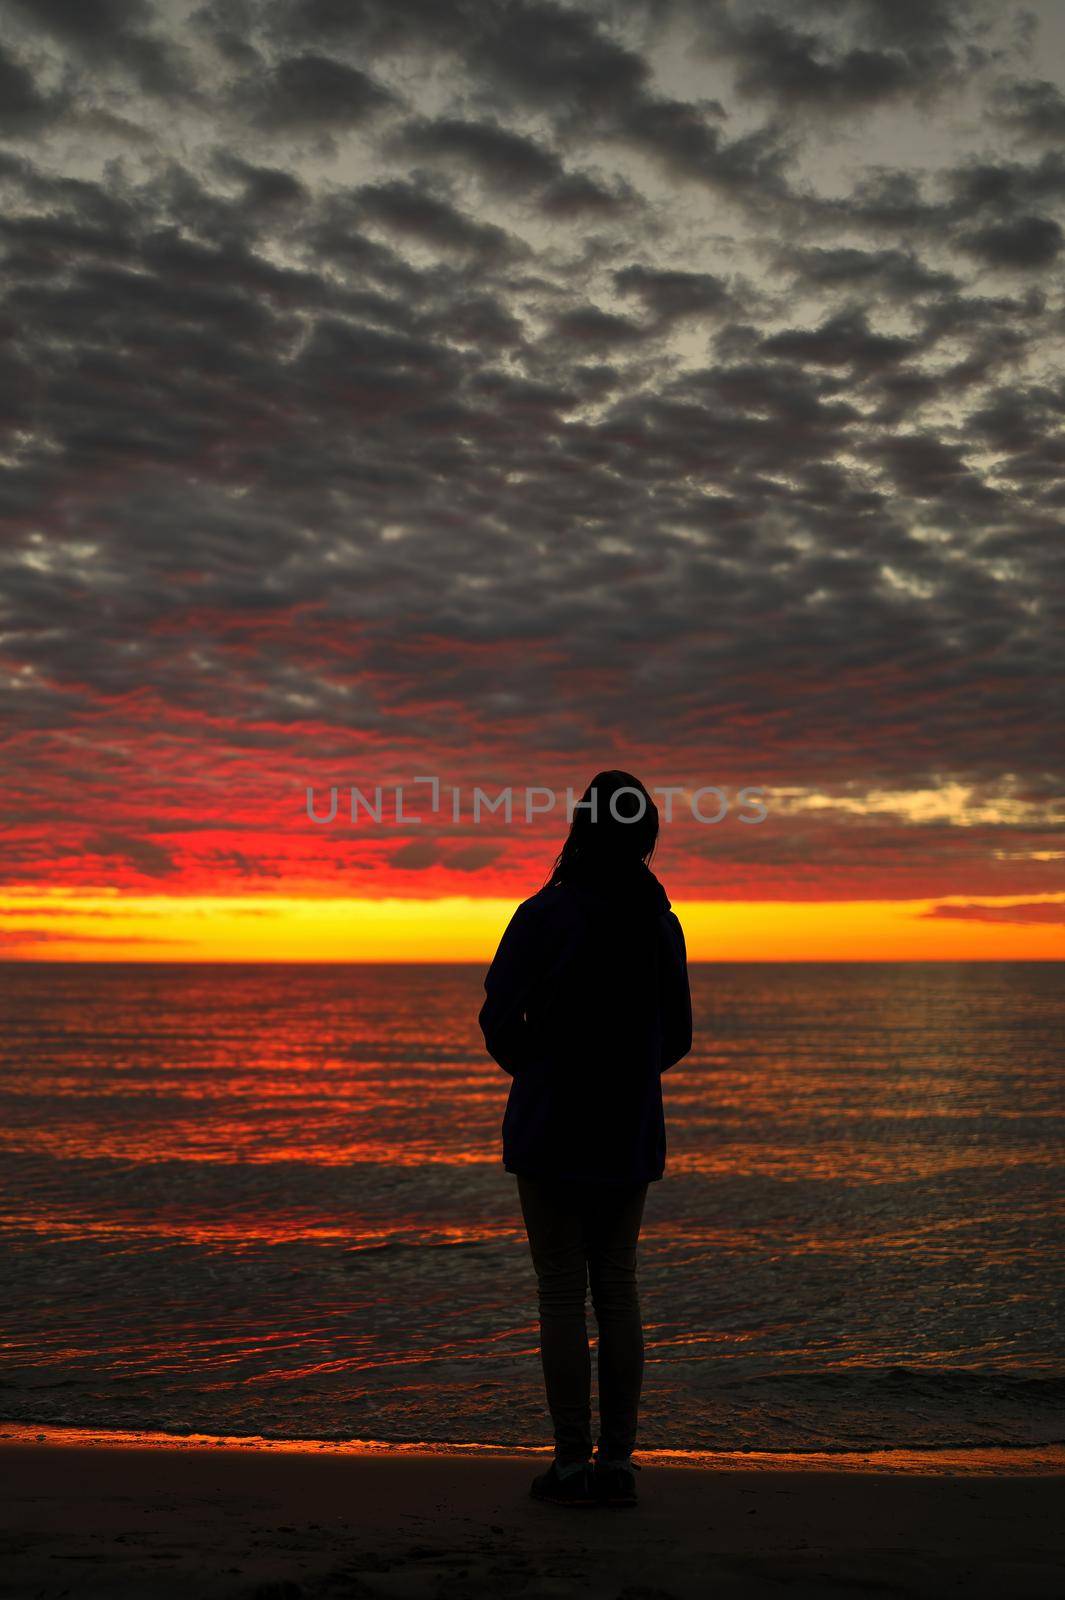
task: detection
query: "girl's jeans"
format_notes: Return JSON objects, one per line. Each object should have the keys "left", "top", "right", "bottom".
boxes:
{"left": 516, "top": 1172, "right": 649, "bottom": 1467}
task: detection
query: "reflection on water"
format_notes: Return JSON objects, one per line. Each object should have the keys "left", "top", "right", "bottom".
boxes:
{"left": 1, "top": 961, "right": 1063, "bottom": 1452}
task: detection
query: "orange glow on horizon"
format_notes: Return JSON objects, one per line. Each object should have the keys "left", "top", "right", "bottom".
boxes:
{"left": 0, "top": 888, "right": 1062, "bottom": 961}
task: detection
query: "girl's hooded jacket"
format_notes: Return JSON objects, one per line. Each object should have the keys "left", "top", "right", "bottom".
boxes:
{"left": 478, "top": 858, "right": 692, "bottom": 1185}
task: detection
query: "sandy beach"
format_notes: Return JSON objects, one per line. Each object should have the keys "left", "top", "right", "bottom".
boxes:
{"left": 2, "top": 1430, "right": 1063, "bottom": 1600}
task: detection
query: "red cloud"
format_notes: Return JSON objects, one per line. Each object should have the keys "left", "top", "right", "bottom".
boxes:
{"left": 921, "top": 901, "right": 1065, "bottom": 924}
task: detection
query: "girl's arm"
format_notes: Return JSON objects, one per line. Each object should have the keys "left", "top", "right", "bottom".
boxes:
{"left": 659, "top": 911, "right": 693, "bottom": 1072}
{"left": 478, "top": 902, "right": 543, "bottom": 1077}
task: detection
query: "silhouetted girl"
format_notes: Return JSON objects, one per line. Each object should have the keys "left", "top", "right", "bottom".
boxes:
{"left": 479, "top": 770, "right": 692, "bottom": 1507}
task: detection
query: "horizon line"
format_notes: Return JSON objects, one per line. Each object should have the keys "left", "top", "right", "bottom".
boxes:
{"left": 2, "top": 956, "right": 1062, "bottom": 966}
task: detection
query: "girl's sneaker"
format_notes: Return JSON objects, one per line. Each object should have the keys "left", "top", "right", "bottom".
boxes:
{"left": 593, "top": 1454, "right": 641, "bottom": 1506}
{"left": 529, "top": 1458, "right": 597, "bottom": 1507}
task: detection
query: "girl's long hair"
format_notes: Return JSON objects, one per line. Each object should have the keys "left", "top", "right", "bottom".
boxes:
{"left": 545, "top": 770, "right": 659, "bottom": 888}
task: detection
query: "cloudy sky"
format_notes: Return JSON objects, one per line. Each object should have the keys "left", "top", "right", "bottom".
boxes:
{"left": 1, "top": 0, "right": 1063, "bottom": 956}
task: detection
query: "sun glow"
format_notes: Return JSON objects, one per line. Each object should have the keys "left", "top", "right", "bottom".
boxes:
{"left": 0, "top": 888, "right": 1061, "bottom": 962}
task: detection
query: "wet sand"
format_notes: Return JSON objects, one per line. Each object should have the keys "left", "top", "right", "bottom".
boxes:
{"left": 2, "top": 1429, "right": 1063, "bottom": 1599}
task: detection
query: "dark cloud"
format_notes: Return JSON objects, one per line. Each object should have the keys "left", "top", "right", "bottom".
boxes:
{"left": 469, "top": 2, "right": 650, "bottom": 117}
{"left": 548, "top": 305, "right": 647, "bottom": 348}
{"left": 449, "top": 842, "right": 503, "bottom": 871}
{"left": 386, "top": 117, "right": 562, "bottom": 191}
{"left": 538, "top": 170, "right": 635, "bottom": 218}
{"left": 614, "top": 264, "right": 732, "bottom": 324}
{"left": 691, "top": 0, "right": 995, "bottom": 114}
{"left": 956, "top": 213, "right": 1063, "bottom": 269}
{"left": 261, "top": 0, "right": 477, "bottom": 55}
{"left": 922, "top": 901, "right": 1065, "bottom": 924}
{"left": 390, "top": 839, "right": 441, "bottom": 870}
{"left": 8, "top": 0, "right": 151, "bottom": 37}
{"left": 947, "top": 151, "right": 1065, "bottom": 213}
{"left": 236, "top": 52, "right": 397, "bottom": 133}
{"left": 210, "top": 150, "right": 310, "bottom": 211}
{"left": 383, "top": 114, "right": 634, "bottom": 220}
{"left": 6, "top": 0, "right": 192, "bottom": 98}
{"left": 965, "top": 380, "right": 1065, "bottom": 460}
{"left": 780, "top": 246, "right": 959, "bottom": 299}
{"left": 715, "top": 20, "right": 928, "bottom": 110}
{"left": 90, "top": 832, "right": 177, "bottom": 879}
{"left": 759, "top": 308, "right": 921, "bottom": 371}
{"left": 353, "top": 178, "right": 518, "bottom": 261}
{"left": 990, "top": 77, "right": 1065, "bottom": 144}
{"left": 190, "top": 0, "right": 265, "bottom": 66}
{"left": 858, "top": 432, "right": 992, "bottom": 503}
{"left": 0, "top": 43, "right": 61, "bottom": 136}
{"left": 612, "top": 95, "right": 794, "bottom": 202}
{"left": 436, "top": 293, "right": 525, "bottom": 349}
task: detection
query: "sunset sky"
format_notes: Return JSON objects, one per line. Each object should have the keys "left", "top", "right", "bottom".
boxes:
{"left": 1, "top": 0, "right": 1062, "bottom": 960}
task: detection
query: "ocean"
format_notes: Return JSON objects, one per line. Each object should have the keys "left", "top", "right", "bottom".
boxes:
{"left": 1, "top": 961, "right": 1063, "bottom": 1455}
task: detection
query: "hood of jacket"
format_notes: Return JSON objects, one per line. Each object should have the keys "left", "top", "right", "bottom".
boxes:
{"left": 561, "top": 855, "right": 670, "bottom": 916}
